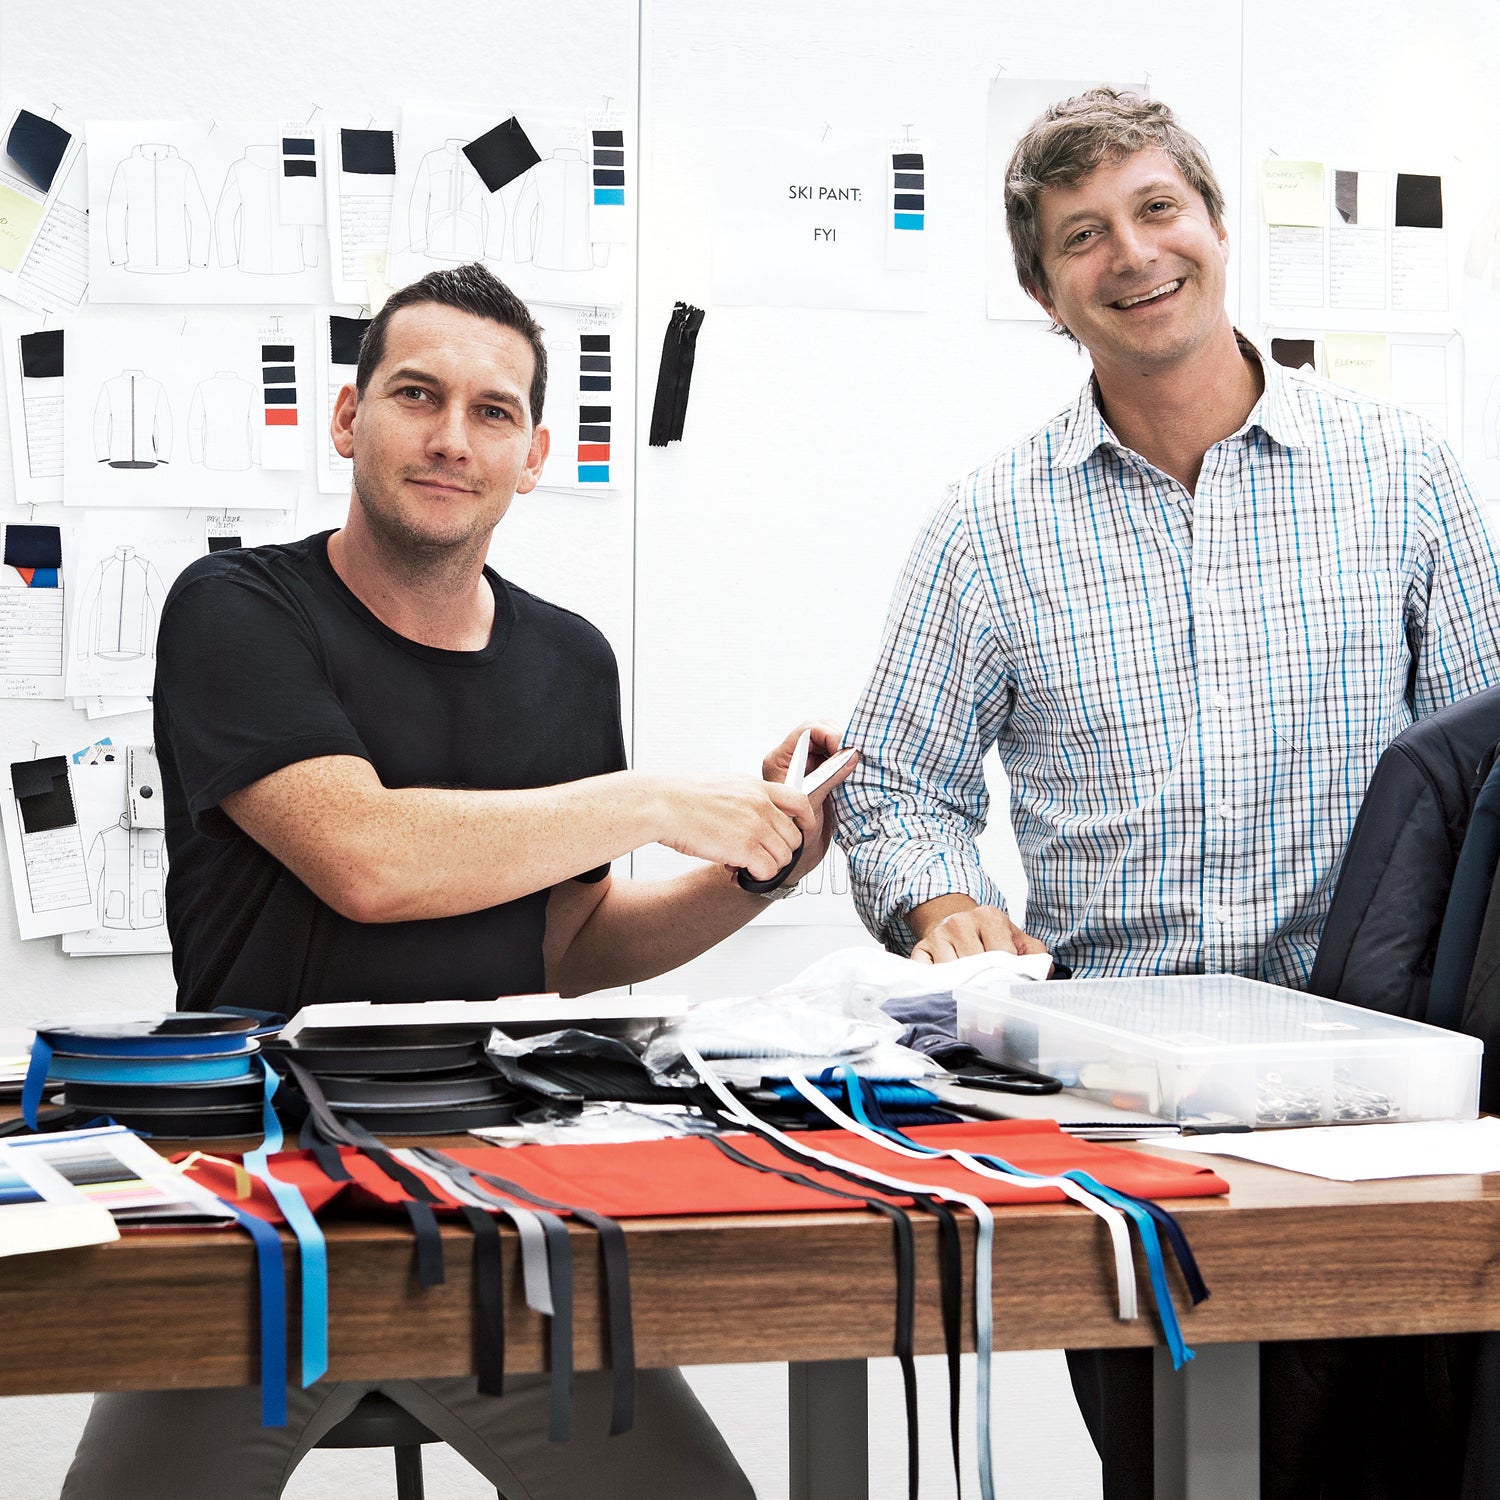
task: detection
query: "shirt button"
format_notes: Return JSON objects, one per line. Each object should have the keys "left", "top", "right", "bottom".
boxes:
{"left": 1217, "top": 800, "right": 1232, "bottom": 818}
{"left": 1213, "top": 905, "right": 1230, "bottom": 922}
{"left": 1212, "top": 691, "right": 1229, "bottom": 710}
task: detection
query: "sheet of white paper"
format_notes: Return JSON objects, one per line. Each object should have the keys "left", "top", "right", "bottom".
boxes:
{"left": 63, "top": 510, "right": 202, "bottom": 697}
{"left": 1160, "top": 1118, "right": 1500, "bottom": 1180}
{"left": 1258, "top": 160, "right": 1455, "bottom": 331}
{"left": 388, "top": 103, "right": 627, "bottom": 309}
{"left": 537, "top": 305, "right": 623, "bottom": 493}
{"left": 0, "top": 102, "right": 90, "bottom": 315}
{"left": 1, "top": 751, "right": 93, "bottom": 938}
{"left": 986, "top": 80, "right": 1145, "bottom": 321}
{"left": 86, "top": 120, "right": 330, "bottom": 304}
{"left": 326, "top": 121, "right": 397, "bottom": 306}
{"left": 64, "top": 309, "right": 310, "bottom": 508}
{"left": 81, "top": 694, "right": 151, "bottom": 720}
{"left": 0, "top": 521, "right": 64, "bottom": 699}
{"left": 0, "top": 1136, "right": 119, "bottom": 1257}
{"left": 3, "top": 314, "right": 65, "bottom": 505}
{"left": 55, "top": 755, "right": 170, "bottom": 953}
{"left": 713, "top": 125, "right": 928, "bottom": 312}
{"left": 315, "top": 310, "right": 361, "bottom": 494}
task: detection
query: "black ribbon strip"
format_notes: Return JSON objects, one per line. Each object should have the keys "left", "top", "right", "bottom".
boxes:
{"left": 424, "top": 1149, "right": 635, "bottom": 1440}
{"left": 457, "top": 1203, "right": 507, "bottom": 1397}
{"left": 703, "top": 1132, "right": 921, "bottom": 1500}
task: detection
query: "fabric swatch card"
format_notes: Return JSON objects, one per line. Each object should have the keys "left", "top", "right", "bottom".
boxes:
{"left": 536, "top": 305, "right": 625, "bottom": 493}
{"left": 2, "top": 754, "right": 93, "bottom": 938}
{"left": 326, "top": 120, "right": 397, "bottom": 305}
{"left": 2, "top": 314, "right": 65, "bottom": 505}
{"left": 0, "top": 522, "right": 65, "bottom": 700}
{"left": 0, "top": 101, "right": 89, "bottom": 314}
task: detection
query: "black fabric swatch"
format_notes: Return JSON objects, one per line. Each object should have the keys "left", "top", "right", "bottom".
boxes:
{"left": 462, "top": 117, "right": 540, "bottom": 194}
{"left": 5, "top": 523, "right": 62, "bottom": 568}
{"left": 893, "top": 172, "right": 923, "bottom": 189}
{"left": 6, "top": 109, "right": 70, "bottom": 193}
{"left": 892, "top": 152, "right": 924, "bottom": 170}
{"left": 13, "top": 756, "right": 75, "bottom": 834}
{"left": 593, "top": 169, "right": 625, "bottom": 187}
{"left": 329, "top": 315, "right": 371, "bottom": 368}
{"left": 580, "top": 375, "right": 611, "bottom": 391}
{"left": 261, "top": 365, "right": 296, "bottom": 384}
{"left": 18, "top": 328, "right": 63, "bottom": 380}
{"left": 593, "top": 149, "right": 625, "bottom": 167}
{"left": 341, "top": 128, "right": 396, "bottom": 176}
{"left": 578, "top": 425, "right": 611, "bottom": 442}
{"left": 579, "top": 334, "right": 611, "bottom": 352}
{"left": 1271, "top": 337, "right": 1317, "bottom": 371}
{"left": 207, "top": 535, "right": 244, "bottom": 552}
{"left": 579, "top": 405, "right": 611, "bottom": 423}
{"left": 262, "top": 344, "right": 295, "bottom": 362}
{"left": 894, "top": 193, "right": 924, "bottom": 211}
{"left": 264, "top": 387, "right": 297, "bottom": 405}
{"left": 592, "top": 130, "right": 624, "bottom": 148}
{"left": 283, "top": 160, "right": 317, "bottom": 178}
{"left": 579, "top": 354, "right": 611, "bottom": 372}
{"left": 1335, "top": 170, "right": 1359, "bottom": 225}
{"left": 1395, "top": 173, "right": 1443, "bottom": 230}
{"left": 282, "top": 137, "right": 316, "bottom": 156}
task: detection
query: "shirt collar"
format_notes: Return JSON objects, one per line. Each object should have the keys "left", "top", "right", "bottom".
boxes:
{"left": 1051, "top": 330, "right": 1313, "bottom": 471}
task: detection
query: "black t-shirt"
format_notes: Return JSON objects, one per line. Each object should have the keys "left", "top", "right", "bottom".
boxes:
{"left": 153, "top": 531, "right": 626, "bottom": 1013}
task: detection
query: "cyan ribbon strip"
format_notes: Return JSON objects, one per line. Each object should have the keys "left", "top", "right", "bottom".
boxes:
{"left": 242, "top": 1065, "right": 329, "bottom": 1389}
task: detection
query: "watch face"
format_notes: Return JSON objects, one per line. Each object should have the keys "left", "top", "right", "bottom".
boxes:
{"left": 37, "top": 1012, "right": 262, "bottom": 1041}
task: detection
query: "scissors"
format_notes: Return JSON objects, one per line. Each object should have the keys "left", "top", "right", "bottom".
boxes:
{"left": 735, "top": 729, "right": 857, "bottom": 895}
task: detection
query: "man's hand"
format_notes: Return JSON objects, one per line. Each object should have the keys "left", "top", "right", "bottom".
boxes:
{"left": 908, "top": 894, "right": 1049, "bottom": 964}
{"left": 761, "top": 720, "right": 858, "bottom": 883}
{"left": 657, "top": 775, "right": 814, "bottom": 883}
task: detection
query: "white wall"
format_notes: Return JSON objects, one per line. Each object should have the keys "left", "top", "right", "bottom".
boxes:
{"left": 6, "top": 1, "right": 1500, "bottom": 1496}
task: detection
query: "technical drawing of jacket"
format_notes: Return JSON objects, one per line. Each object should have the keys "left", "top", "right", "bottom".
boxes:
{"left": 87, "top": 814, "right": 167, "bottom": 929}
{"left": 512, "top": 148, "right": 594, "bottom": 271}
{"left": 75, "top": 546, "right": 168, "bottom": 662}
{"left": 105, "top": 143, "right": 211, "bottom": 273}
{"left": 93, "top": 370, "right": 173, "bottom": 470}
{"left": 408, "top": 139, "right": 494, "bottom": 261}
{"left": 188, "top": 372, "right": 257, "bottom": 471}
{"left": 215, "top": 144, "right": 319, "bottom": 274}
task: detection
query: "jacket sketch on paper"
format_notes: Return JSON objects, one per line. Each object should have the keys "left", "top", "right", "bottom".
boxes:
{"left": 86, "top": 814, "right": 166, "bottom": 929}
{"left": 105, "top": 144, "right": 211, "bottom": 273}
{"left": 408, "top": 139, "right": 496, "bottom": 261}
{"left": 513, "top": 149, "right": 599, "bottom": 271}
{"left": 75, "top": 546, "right": 168, "bottom": 662}
{"left": 93, "top": 370, "right": 173, "bottom": 469}
{"left": 188, "top": 372, "right": 258, "bottom": 471}
{"left": 216, "top": 144, "right": 319, "bottom": 274}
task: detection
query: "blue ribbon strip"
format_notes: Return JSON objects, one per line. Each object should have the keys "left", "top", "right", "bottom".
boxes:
{"left": 242, "top": 1065, "right": 329, "bottom": 1390}
{"left": 21, "top": 1034, "right": 52, "bottom": 1128}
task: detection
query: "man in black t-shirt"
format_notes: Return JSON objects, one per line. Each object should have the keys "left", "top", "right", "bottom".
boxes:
{"left": 62, "top": 264, "right": 854, "bottom": 1500}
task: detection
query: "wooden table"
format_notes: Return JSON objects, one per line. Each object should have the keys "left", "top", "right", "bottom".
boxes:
{"left": 5, "top": 1139, "right": 1500, "bottom": 1499}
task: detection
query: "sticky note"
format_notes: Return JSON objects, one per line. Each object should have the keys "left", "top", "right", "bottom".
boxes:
{"left": 1324, "top": 333, "right": 1390, "bottom": 398}
{"left": 0, "top": 182, "right": 46, "bottom": 273}
{"left": 1260, "top": 160, "right": 1325, "bottom": 228}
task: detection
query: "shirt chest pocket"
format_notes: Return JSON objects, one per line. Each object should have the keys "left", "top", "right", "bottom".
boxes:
{"left": 1259, "top": 569, "right": 1408, "bottom": 751}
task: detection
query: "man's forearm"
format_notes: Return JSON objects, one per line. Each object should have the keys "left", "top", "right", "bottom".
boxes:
{"left": 905, "top": 892, "right": 980, "bottom": 942}
{"left": 549, "top": 864, "right": 772, "bottom": 995}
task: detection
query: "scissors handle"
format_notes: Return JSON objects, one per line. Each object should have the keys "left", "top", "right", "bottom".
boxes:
{"left": 736, "top": 838, "right": 803, "bottom": 895}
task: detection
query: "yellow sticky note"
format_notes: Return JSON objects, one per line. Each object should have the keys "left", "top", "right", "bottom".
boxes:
{"left": 363, "top": 251, "right": 395, "bottom": 314}
{"left": 1260, "top": 160, "right": 1325, "bottom": 228}
{"left": 0, "top": 183, "right": 46, "bottom": 273}
{"left": 1324, "top": 333, "right": 1390, "bottom": 397}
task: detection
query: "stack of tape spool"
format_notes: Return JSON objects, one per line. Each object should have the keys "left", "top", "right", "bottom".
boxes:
{"left": 26, "top": 1013, "right": 272, "bottom": 1136}
{"left": 263, "top": 1022, "right": 524, "bottom": 1134}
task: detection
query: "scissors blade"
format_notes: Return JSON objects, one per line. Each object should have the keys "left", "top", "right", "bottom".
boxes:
{"left": 785, "top": 729, "right": 812, "bottom": 792}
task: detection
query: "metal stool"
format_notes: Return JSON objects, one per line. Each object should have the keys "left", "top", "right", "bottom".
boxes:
{"left": 315, "top": 1390, "right": 507, "bottom": 1499}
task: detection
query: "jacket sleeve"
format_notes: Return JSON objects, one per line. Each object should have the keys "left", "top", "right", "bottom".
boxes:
{"left": 105, "top": 162, "right": 129, "bottom": 265}
{"left": 92, "top": 383, "right": 112, "bottom": 463}
{"left": 185, "top": 165, "right": 211, "bottom": 268}
{"left": 213, "top": 165, "right": 242, "bottom": 267}
{"left": 187, "top": 384, "right": 206, "bottom": 465}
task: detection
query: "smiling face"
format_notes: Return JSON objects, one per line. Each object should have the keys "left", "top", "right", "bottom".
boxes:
{"left": 1030, "top": 148, "right": 1232, "bottom": 380}
{"left": 331, "top": 302, "right": 550, "bottom": 564}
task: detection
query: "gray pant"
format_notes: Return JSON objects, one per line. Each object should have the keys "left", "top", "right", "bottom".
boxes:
{"left": 60, "top": 1370, "right": 754, "bottom": 1499}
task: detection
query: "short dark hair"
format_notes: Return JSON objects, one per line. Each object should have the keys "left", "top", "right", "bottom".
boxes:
{"left": 1005, "top": 88, "right": 1225, "bottom": 309}
{"left": 354, "top": 262, "right": 548, "bottom": 426}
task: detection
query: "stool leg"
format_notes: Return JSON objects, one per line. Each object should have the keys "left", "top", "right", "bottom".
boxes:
{"left": 393, "top": 1442, "right": 425, "bottom": 1500}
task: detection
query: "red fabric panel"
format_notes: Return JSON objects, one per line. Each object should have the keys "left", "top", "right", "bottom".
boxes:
{"left": 15, "top": 568, "right": 34, "bottom": 586}
{"left": 179, "top": 1122, "right": 1226, "bottom": 1225}
{"left": 576, "top": 443, "right": 611, "bottom": 461}
{"left": 264, "top": 409, "right": 298, "bottom": 426}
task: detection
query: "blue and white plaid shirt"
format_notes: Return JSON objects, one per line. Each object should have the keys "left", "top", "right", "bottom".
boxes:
{"left": 836, "top": 349, "right": 1500, "bottom": 986}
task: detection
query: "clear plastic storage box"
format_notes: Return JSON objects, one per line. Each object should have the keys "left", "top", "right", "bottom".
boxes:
{"left": 955, "top": 973, "right": 1481, "bottom": 1129}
